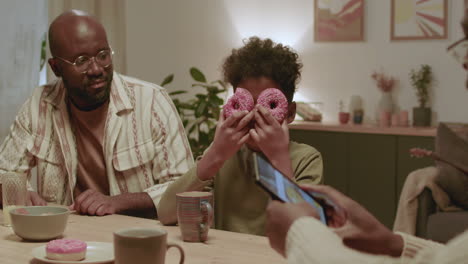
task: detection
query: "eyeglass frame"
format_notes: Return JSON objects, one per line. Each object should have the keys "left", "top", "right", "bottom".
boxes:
{"left": 53, "top": 48, "right": 115, "bottom": 74}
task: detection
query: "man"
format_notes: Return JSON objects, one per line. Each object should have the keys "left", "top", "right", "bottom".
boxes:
{"left": 0, "top": 10, "right": 193, "bottom": 217}
{"left": 265, "top": 10, "right": 468, "bottom": 264}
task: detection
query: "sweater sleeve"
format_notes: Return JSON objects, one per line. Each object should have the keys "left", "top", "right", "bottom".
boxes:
{"left": 156, "top": 163, "right": 212, "bottom": 225}
{"left": 286, "top": 217, "right": 401, "bottom": 264}
{"left": 286, "top": 217, "right": 468, "bottom": 264}
{"left": 290, "top": 142, "right": 323, "bottom": 185}
{"left": 396, "top": 231, "right": 468, "bottom": 264}
{"left": 396, "top": 232, "right": 444, "bottom": 263}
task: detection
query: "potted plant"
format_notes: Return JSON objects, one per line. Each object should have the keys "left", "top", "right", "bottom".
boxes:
{"left": 338, "top": 100, "right": 350, "bottom": 125}
{"left": 409, "top": 64, "right": 432, "bottom": 127}
{"left": 161, "top": 67, "right": 226, "bottom": 158}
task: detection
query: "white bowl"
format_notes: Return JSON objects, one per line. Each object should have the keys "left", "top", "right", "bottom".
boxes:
{"left": 10, "top": 206, "right": 70, "bottom": 240}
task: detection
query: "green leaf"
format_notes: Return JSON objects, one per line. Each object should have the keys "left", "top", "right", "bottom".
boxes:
{"left": 207, "top": 86, "right": 221, "bottom": 93}
{"left": 215, "top": 88, "right": 227, "bottom": 94}
{"left": 213, "top": 109, "right": 220, "bottom": 120}
{"left": 191, "top": 84, "right": 214, "bottom": 89}
{"left": 206, "top": 120, "right": 215, "bottom": 130}
{"left": 179, "top": 103, "right": 196, "bottom": 110}
{"left": 209, "top": 96, "right": 224, "bottom": 106}
{"left": 195, "top": 94, "right": 207, "bottom": 100}
{"left": 160, "top": 74, "right": 174, "bottom": 87}
{"left": 169, "top": 90, "right": 187, "bottom": 96}
{"left": 195, "top": 101, "right": 207, "bottom": 117}
{"left": 208, "top": 129, "right": 216, "bottom": 141}
{"left": 187, "top": 119, "right": 198, "bottom": 134}
{"left": 190, "top": 67, "right": 207, "bottom": 83}
{"left": 199, "top": 132, "right": 209, "bottom": 144}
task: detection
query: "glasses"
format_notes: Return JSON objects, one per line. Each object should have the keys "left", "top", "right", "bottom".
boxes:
{"left": 54, "top": 49, "right": 114, "bottom": 74}
{"left": 447, "top": 38, "right": 468, "bottom": 69}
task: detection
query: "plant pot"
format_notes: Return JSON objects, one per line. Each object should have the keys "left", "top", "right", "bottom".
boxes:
{"left": 412, "top": 107, "right": 431, "bottom": 127}
{"left": 339, "top": 112, "right": 350, "bottom": 124}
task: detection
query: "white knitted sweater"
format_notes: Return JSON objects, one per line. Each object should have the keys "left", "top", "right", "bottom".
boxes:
{"left": 286, "top": 217, "right": 468, "bottom": 264}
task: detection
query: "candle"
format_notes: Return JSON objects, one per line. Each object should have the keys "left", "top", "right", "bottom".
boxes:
{"left": 399, "top": 110, "right": 409, "bottom": 127}
{"left": 391, "top": 114, "right": 399, "bottom": 127}
{"left": 379, "top": 111, "right": 391, "bottom": 127}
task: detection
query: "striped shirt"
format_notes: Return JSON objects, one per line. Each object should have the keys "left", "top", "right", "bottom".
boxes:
{"left": 0, "top": 72, "right": 193, "bottom": 211}
{"left": 286, "top": 217, "right": 467, "bottom": 264}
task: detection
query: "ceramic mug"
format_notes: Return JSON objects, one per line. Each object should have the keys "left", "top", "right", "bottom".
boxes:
{"left": 176, "top": 191, "right": 213, "bottom": 242}
{"left": 114, "top": 227, "right": 184, "bottom": 264}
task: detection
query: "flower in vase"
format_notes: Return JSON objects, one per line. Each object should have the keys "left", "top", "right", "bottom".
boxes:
{"left": 371, "top": 71, "right": 396, "bottom": 93}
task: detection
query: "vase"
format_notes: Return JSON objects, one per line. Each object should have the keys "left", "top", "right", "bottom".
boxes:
{"left": 353, "top": 109, "right": 364, "bottom": 124}
{"left": 377, "top": 92, "right": 394, "bottom": 122}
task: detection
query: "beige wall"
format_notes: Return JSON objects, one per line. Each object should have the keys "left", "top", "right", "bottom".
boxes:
{"left": 125, "top": 0, "right": 468, "bottom": 124}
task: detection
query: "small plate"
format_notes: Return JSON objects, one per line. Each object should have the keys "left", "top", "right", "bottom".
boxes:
{"left": 31, "top": 242, "right": 114, "bottom": 264}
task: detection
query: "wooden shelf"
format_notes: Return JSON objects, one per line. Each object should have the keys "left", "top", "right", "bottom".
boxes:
{"left": 289, "top": 121, "right": 436, "bottom": 137}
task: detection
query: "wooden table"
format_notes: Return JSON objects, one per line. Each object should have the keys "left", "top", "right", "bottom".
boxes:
{"left": 0, "top": 210, "right": 286, "bottom": 264}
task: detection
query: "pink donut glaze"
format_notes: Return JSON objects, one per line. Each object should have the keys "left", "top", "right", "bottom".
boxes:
{"left": 46, "top": 239, "right": 87, "bottom": 254}
{"left": 257, "top": 88, "right": 288, "bottom": 122}
{"left": 223, "top": 88, "right": 254, "bottom": 118}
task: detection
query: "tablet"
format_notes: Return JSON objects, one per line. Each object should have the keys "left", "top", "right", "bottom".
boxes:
{"left": 253, "top": 153, "right": 328, "bottom": 224}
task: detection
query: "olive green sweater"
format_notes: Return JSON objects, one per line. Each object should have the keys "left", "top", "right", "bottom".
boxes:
{"left": 158, "top": 141, "right": 323, "bottom": 235}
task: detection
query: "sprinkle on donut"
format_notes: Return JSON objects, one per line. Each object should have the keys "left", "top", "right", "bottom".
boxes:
{"left": 223, "top": 88, "right": 255, "bottom": 118}
{"left": 257, "top": 88, "right": 288, "bottom": 122}
{"left": 46, "top": 239, "right": 87, "bottom": 254}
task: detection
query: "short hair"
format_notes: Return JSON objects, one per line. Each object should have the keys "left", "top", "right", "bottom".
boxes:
{"left": 222, "top": 37, "right": 302, "bottom": 102}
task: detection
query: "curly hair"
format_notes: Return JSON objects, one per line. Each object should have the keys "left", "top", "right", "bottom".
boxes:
{"left": 222, "top": 37, "right": 302, "bottom": 102}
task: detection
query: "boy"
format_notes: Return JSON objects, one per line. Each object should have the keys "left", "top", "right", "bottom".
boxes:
{"left": 158, "top": 37, "right": 323, "bottom": 235}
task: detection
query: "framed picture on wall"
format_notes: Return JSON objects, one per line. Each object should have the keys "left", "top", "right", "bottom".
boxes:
{"left": 314, "top": 0, "right": 364, "bottom": 42}
{"left": 391, "top": 0, "right": 448, "bottom": 40}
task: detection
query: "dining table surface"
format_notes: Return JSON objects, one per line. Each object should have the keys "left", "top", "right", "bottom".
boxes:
{"left": 0, "top": 209, "right": 286, "bottom": 264}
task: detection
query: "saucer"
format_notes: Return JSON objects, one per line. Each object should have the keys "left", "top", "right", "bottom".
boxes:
{"left": 31, "top": 242, "right": 113, "bottom": 263}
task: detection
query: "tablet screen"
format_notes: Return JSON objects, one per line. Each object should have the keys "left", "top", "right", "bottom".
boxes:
{"left": 255, "top": 154, "right": 327, "bottom": 224}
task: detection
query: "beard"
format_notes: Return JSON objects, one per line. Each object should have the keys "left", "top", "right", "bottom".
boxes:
{"left": 64, "top": 71, "right": 113, "bottom": 110}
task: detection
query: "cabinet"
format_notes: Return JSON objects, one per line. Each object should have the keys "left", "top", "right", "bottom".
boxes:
{"left": 289, "top": 123, "right": 435, "bottom": 228}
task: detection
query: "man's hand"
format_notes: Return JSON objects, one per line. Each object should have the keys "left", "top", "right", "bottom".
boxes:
{"left": 71, "top": 189, "right": 121, "bottom": 216}
{"left": 266, "top": 201, "right": 319, "bottom": 257}
{"left": 301, "top": 185, "right": 404, "bottom": 257}
{"left": 27, "top": 191, "right": 47, "bottom": 206}
{"left": 250, "top": 105, "right": 292, "bottom": 178}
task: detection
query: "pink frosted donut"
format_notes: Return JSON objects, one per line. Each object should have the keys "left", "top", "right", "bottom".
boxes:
{"left": 257, "top": 88, "right": 288, "bottom": 122}
{"left": 46, "top": 239, "right": 87, "bottom": 261}
{"left": 223, "top": 88, "right": 254, "bottom": 118}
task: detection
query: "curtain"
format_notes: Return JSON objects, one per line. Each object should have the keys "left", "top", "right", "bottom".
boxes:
{"left": 47, "top": 0, "right": 127, "bottom": 80}
{"left": 0, "top": 0, "right": 48, "bottom": 140}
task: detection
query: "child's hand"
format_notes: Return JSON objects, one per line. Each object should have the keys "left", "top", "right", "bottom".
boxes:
{"left": 212, "top": 110, "right": 254, "bottom": 161}
{"left": 250, "top": 105, "right": 293, "bottom": 178}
